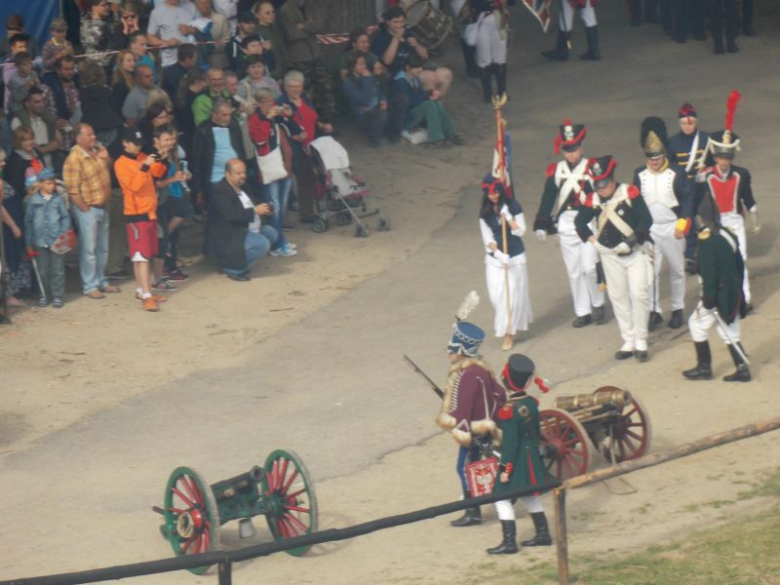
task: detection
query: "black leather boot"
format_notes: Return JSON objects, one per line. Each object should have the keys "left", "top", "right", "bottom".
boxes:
{"left": 683, "top": 341, "right": 712, "bottom": 380}
{"left": 460, "top": 39, "right": 479, "bottom": 78}
{"left": 541, "top": 29, "right": 569, "bottom": 61}
{"left": 592, "top": 305, "right": 606, "bottom": 324}
{"left": 478, "top": 67, "right": 493, "bottom": 103}
{"left": 580, "top": 26, "right": 601, "bottom": 60}
{"left": 648, "top": 311, "right": 664, "bottom": 331}
{"left": 451, "top": 490, "right": 482, "bottom": 527}
{"left": 521, "top": 512, "right": 553, "bottom": 546}
{"left": 495, "top": 63, "right": 507, "bottom": 99}
{"left": 668, "top": 309, "right": 683, "bottom": 329}
{"left": 487, "top": 520, "right": 518, "bottom": 554}
{"left": 723, "top": 344, "right": 751, "bottom": 382}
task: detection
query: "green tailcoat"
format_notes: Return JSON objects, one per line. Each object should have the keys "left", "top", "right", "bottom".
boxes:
{"left": 494, "top": 395, "right": 554, "bottom": 496}
{"left": 697, "top": 228, "right": 744, "bottom": 322}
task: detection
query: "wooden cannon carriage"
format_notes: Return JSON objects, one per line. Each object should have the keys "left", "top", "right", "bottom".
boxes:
{"left": 539, "top": 386, "right": 652, "bottom": 481}
{"left": 156, "top": 450, "right": 317, "bottom": 574}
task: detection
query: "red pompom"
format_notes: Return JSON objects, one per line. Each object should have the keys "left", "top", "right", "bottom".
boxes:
{"left": 628, "top": 185, "right": 641, "bottom": 199}
{"left": 546, "top": 162, "right": 556, "bottom": 178}
{"left": 498, "top": 404, "right": 514, "bottom": 420}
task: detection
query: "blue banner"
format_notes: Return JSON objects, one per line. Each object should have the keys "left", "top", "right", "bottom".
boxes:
{"left": 0, "top": 0, "right": 60, "bottom": 53}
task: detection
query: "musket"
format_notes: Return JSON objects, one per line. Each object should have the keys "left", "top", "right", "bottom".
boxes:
{"left": 403, "top": 355, "right": 444, "bottom": 399}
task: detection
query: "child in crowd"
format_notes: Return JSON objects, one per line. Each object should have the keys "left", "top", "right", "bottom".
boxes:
{"left": 8, "top": 52, "right": 39, "bottom": 116}
{"left": 236, "top": 34, "right": 273, "bottom": 79}
{"left": 162, "top": 133, "right": 193, "bottom": 282}
{"left": 128, "top": 32, "right": 157, "bottom": 81}
{"left": 41, "top": 18, "right": 74, "bottom": 74}
{"left": 3, "top": 34, "right": 31, "bottom": 111}
{"left": 23, "top": 168, "right": 71, "bottom": 308}
{"left": 239, "top": 54, "right": 281, "bottom": 101}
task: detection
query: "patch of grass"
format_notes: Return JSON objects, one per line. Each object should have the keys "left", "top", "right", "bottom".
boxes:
{"left": 683, "top": 503, "right": 700, "bottom": 513}
{"left": 572, "top": 510, "right": 605, "bottom": 522}
{"left": 736, "top": 469, "right": 780, "bottom": 501}
{"left": 702, "top": 498, "right": 735, "bottom": 510}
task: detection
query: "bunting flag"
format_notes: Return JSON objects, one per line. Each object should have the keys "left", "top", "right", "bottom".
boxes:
{"left": 491, "top": 123, "right": 515, "bottom": 200}
{"left": 521, "top": 0, "right": 554, "bottom": 32}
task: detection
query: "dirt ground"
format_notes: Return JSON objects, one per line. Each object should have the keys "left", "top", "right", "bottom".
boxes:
{"left": 2, "top": 4, "right": 780, "bottom": 585}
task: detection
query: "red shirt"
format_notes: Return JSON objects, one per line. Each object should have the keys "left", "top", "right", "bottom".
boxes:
{"left": 291, "top": 99, "right": 318, "bottom": 147}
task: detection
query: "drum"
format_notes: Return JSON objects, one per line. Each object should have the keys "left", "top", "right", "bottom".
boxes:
{"left": 406, "top": 1, "right": 453, "bottom": 49}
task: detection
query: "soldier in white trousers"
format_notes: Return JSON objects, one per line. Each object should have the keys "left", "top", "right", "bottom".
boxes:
{"left": 534, "top": 120, "right": 605, "bottom": 327}
{"left": 633, "top": 117, "right": 694, "bottom": 331}
{"left": 541, "top": 0, "right": 600, "bottom": 61}
{"left": 575, "top": 156, "right": 654, "bottom": 362}
{"left": 702, "top": 106, "right": 759, "bottom": 312}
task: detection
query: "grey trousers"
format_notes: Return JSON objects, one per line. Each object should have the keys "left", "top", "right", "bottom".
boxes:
{"left": 106, "top": 187, "right": 128, "bottom": 274}
{"left": 33, "top": 246, "right": 65, "bottom": 299}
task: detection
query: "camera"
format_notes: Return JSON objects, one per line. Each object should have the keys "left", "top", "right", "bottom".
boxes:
{"left": 403, "top": 26, "right": 414, "bottom": 38}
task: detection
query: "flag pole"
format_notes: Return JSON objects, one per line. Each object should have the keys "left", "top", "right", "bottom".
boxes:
{"left": 492, "top": 93, "right": 512, "bottom": 349}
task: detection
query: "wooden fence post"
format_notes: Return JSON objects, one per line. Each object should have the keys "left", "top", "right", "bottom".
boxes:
{"left": 218, "top": 558, "right": 232, "bottom": 585}
{"left": 554, "top": 487, "right": 569, "bottom": 585}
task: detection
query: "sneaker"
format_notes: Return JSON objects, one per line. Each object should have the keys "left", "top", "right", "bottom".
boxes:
{"left": 85, "top": 290, "right": 105, "bottom": 299}
{"left": 269, "top": 244, "right": 298, "bottom": 257}
{"left": 225, "top": 271, "right": 251, "bottom": 282}
{"left": 163, "top": 269, "right": 189, "bottom": 282}
{"left": 449, "top": 134, "right": 465, "bottom": 146}
{"left": 142, "top": 297, "right": 159, "bottom": 312}
{"left": 100, "top": 284, "right": 121, "bottom": 293}
{"left": 38, "top": 297, "right": 49, "bottom": 307}
{"left": 135, "top": 293, "right": 168, "bottom": 303}
{"left": 152, "top": 279, "right": 178, "bottom": 292}
{"left": 52, "top": 297, "right": 64, "bottom": 309}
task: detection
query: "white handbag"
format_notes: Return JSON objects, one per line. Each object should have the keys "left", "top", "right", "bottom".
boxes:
{"left": 256, "top": 145, "right": 288, "bottom": 184}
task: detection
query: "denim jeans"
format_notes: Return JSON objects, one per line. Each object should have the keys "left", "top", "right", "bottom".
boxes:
{"left": 263, "top": 177, "right": 292, "bottom": 249}
{"left": 72, "top": 206, "right": 110, "bottom": 294}
{"left": 223, "top": 224, "right": 278, "bottom": 276}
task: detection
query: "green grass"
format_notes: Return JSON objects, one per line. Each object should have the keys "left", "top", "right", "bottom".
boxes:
{"left": 462, "top": 470, "right": 780, "bottom": 585}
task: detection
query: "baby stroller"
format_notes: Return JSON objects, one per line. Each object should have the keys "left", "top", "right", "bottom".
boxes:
{"left": 308, "top": 136, "right": 390, "bottom": 237}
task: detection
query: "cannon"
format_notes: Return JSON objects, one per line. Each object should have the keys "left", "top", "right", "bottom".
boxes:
{"left": 539, "top": 386, "right": 652, "bottom": 481}
{"left": 156, "top": 449, "right": 317, "bottom": 574}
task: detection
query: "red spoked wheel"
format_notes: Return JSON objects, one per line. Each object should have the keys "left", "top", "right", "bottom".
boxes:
{"left": 162, "top": 467, "right": 221, "bottom": 574}
{"left": 539, "top": 408, "right": 595, "bottom": 482}
{"left": 594, "top": 386, "right": 653, "bottom": 463}
{"left": 262, "top": 449, "right": 318, "bottom": 557}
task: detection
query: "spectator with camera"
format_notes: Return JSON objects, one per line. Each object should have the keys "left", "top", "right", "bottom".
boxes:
{"left": 207, "top": 158, "right": 278, "bottom": 281}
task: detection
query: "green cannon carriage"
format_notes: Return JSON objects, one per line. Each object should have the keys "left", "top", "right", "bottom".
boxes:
{"left": 157, "top": 449, "right": 317, "bottom": 574}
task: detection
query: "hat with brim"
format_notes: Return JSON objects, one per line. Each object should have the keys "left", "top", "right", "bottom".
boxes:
{"left": 554, "top": 118, "right": 586, "bottom": 154}
{"left": 447, "top": 321, "right": 485, "bottom": 357}
{"left": 122, "top": 127, "right": 144, "bottom": 146}
{"left": 588, "top": 155, "right": 617, "bottom": 190}
{"left": 707, "top": 129, "right": 740, "bottom": 159}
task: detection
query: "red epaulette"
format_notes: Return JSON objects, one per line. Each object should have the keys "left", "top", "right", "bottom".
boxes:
{"left": 627, "top": 185, "right": 641, "bottom": 200}
{"left": 583, "top": 193, "right": 595, "bottom": 208}
{"left": 498, "top": 404, "right": 514, "bottom": 420}
{"left": 546, "top": 163, "right": 556, "bottom": 178}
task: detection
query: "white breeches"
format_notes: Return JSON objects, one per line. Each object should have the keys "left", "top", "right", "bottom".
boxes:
{"left": 559, "top": 212, "right": 605, "bottom": 317}
{"left": 495, "top": 495, "right": 544, "bottom": 520}
{"left": 486, "top": 257, "right": 533, "bottom": 337}
{"left": 720, "top": 214, "right": 750, "bottom": 304}
{"left": 647, "top": 221, "right": 686, "bottom": 313}
{"left": 688, "top": 300, "right": 741, "bottom": 344}
{"left": 475, "top": 13, "right": 507, "bottom": 67}
{"left": 601, "top": 251, "right": 651, "bottom": 351}
{"left": 559, "top": 0, "right": 597, "bottom": 30}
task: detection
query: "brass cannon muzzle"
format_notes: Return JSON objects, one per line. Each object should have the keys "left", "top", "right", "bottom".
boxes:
{"left": 553, "top": 389, "right": 631, "bottom": 412}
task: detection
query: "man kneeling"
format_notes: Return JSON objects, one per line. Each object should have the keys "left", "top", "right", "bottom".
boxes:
{"left": 207, "top": 159, "right": 277, "bottom": 281}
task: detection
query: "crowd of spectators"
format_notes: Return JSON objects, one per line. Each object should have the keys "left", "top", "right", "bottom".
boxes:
{"left": 0, "top": 0, "right": 466, "bottom": 319}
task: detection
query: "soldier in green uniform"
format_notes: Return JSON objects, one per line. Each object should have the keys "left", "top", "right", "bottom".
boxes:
{"left": 683, "top": 191, "right": 750, "bottom": 382}
{"left": 487, "top": 354, "right": 556, "bottom": 555}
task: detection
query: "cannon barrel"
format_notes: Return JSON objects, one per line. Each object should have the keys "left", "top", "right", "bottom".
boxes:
{"left": 553, "top": 389, "right": 631, "bottom": 413}
{"left": 210, "top": 466, "right": 265, "bottom": 502}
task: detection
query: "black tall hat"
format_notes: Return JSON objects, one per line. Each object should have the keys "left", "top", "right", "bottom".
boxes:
{"left": 696, "top": 191, "right": 722, "bottom": 235}
{"left": 587, "top": 155, "right": 617, "bottom": 189}
{"left": 502, "top": 354, "right": 536, "bottom": 392}
{"left": 554, "top": 118, "right": 587, "bottom": 154}
{"left": 640, "top": 116, "right": 668, "bottom": 159}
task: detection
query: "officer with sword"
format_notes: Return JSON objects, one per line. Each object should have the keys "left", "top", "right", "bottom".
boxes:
{"left": 683, "top": 189, "right": 751, "bottom": 382}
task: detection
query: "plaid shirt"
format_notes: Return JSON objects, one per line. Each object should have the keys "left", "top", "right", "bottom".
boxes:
{"left": 63, "top": 145, "right": 111, "bottom": 207}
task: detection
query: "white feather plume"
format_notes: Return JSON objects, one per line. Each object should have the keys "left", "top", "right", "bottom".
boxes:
{"left": 455, "top": 291, "right": 480, "bottom": 322}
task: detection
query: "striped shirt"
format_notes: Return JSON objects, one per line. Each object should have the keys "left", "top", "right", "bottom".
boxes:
{"left": 63, "top": 145, "right": 111, "bottom": 207}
